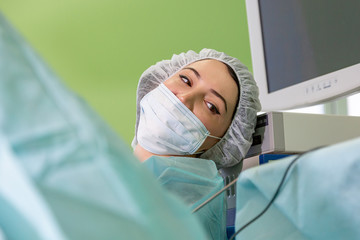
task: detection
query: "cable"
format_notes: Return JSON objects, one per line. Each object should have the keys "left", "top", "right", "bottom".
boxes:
{"left": 192, "top": 148, "right": 321, "bottom": 239}
{"left": 192, "top": 177, "right": 238, "bottom": 213}
{"left": 192, "top": 158, "right": 245, "bottom": 213}
{"left": 229, "top": 148, "right": 322, "bottom": 240}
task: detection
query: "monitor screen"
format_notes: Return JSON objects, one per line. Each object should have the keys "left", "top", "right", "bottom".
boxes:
{"left": 246, "top": 0, "right": 360, "bottom": 111}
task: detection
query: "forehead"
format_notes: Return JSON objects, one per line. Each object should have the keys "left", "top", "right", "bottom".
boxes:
{"left": 186, "top": 59, "right": 239, "bottom": 110}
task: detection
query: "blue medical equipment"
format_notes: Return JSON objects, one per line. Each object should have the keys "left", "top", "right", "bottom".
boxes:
{"left": 218, "top": 162, "right": 243, "bottom": 238}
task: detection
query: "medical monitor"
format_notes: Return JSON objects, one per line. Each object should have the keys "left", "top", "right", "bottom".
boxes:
{"left": 246, "top": 0, "right": 360, "bottom": 111}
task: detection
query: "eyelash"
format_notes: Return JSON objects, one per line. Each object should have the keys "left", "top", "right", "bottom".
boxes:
{"left": 206, "top": 102, "right": 220, "bottom": 115}
{"left": 179, "top": 74, "right": 191, "bottom": 86}
{"left": 179, "top": 74, "right": 220, "bottom": 115}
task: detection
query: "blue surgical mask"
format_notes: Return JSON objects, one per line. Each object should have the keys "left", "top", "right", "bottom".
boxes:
{"left": 137, "top": 83, "right": 221, "bottom": 155}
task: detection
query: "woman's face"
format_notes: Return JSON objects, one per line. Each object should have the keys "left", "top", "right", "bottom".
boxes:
{"left": 163, "top": 59, "right": 239, "bottom": 152}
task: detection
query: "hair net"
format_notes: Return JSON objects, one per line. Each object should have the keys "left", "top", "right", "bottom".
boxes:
{"left": 132, "top": 48, "right": 261, "bottom": 168}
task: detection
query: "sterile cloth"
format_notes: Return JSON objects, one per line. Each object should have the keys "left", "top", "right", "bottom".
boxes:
{"left": 235, "top": 137, "right": 360, "bottom": 240}
{"left": 0, "top": 134, "right": 66, "bottom": 240}
{"left": 144, "top": 156, "right": 227, "bottom": 240}
{"left": 0, "top": 12, "right": 207, "bottom": 240}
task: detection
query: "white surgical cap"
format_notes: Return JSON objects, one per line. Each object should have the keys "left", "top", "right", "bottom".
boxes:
{"left": 132, "top": 48, "right": 261, "bottom": 168}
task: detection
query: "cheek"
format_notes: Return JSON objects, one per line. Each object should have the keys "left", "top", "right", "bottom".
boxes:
{"left": 163, "top": 78, "right": 176, "bottom": 92}
{"left": 197, "top": 115, "right": 223, "bottom": 151}
{"left": 196, "top": 113, "right": 219, "bottom": 135}
{"left": 198, "top": 113, "right": 231, "bottom": 138}
{"left": 197, "top": 116, "right": 231, "bottom": 151}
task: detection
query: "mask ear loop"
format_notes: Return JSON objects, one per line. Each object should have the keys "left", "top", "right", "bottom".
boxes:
{"left": 192, "top": 176, "right": 238, "bottom": 214}
{"left": 208, "top": 134, "right": 222, "bottom": 140}
{"left": 193, "top": 135, "right": 222, "bottom": 155}
{"left": 194, "top": 150, "right": 205, "bottom": 155}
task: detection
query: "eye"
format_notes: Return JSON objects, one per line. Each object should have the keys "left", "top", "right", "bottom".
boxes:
{"left": 206, "top": 101, "right": 220, "bottom": 115}
{"left": 179, "top": 74, "right": 191, "bottom": 86}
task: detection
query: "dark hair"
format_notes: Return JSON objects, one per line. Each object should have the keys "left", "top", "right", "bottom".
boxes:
{"left": 225, "top": 64, "right": 240, "bottom": 120}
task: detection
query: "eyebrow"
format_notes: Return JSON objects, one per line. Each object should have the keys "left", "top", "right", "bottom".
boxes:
{"left": 183, "top": 67, "right": 201, "bottom": 79}
{"left": 183, "top": 67, "right": 228, "bottom": 113}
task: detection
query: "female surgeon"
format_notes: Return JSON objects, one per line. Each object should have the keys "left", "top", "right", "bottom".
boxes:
{"left": 131, "top": 49, "right": 261, "bottom": 240}
{"left": 132, "top": 48, "right": 261, "bottom": 168}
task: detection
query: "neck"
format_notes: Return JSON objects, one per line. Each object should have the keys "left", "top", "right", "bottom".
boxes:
{"left": 134, "top": 144, "right": 157, "bottom": 162}
{"left": 133, "top": 144, "right": 198, "bottom": 162}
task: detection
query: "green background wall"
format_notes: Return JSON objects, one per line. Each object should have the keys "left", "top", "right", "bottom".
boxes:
{"left": 0, "top": 0, "right": 252, "bottom": 146}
